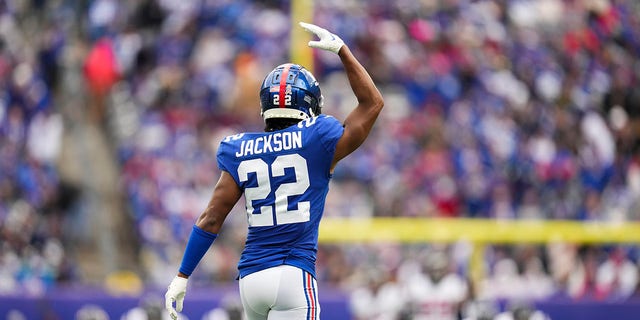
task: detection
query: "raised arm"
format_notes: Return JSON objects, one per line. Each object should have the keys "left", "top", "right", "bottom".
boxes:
{"left": 299, "top": 22, "right": 384, "bottom": 170}
{"left": 332, "top": 45, "right": 384, "bottom": 167}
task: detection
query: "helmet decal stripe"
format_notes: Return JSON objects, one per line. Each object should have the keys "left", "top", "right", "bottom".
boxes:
{"left": 278, "top": 63, "right": 292, "bottom": 108}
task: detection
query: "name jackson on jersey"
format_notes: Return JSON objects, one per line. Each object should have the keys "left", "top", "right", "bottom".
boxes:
{"left": 232, "top": 131, "right": 303, "bottom": 157}
{"left": 226, "top": 117, "right": 321, "bottom": 158}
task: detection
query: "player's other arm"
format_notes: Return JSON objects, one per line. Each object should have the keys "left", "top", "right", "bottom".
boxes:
{"left": 299, "top": 22, "right": 384, "bottom": 169}
{"left": 195, "top": 170, "right": 243, "bottom": 235}
{"left": 177, "top": 170, "right": 242, "bottom": 278}
{"left": 165, "top": 171, "right": 241, "bottom": 319}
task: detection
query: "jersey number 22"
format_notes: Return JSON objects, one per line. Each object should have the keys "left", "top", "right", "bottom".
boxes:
{"left": 238, "top": 154, "right": 310, "bottom": 227}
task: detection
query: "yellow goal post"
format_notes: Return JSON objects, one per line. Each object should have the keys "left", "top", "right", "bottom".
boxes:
{"left": 319, "top": 217, "right": 640, "bottom": 290}
{"left": 318, "top": 217, "right": 640, "bottom": 244}
{"left": 290, "top": 0, "right": 315, "bottom": 71}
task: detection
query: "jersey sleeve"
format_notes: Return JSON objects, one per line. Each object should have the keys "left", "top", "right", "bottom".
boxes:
{"left": 216, "top": 140, "right": 241, "bottom": 186}
{"left": 315, "top": 115, "right": 345, "bottom": 155}
{"left": 216, "top": 141, "right": 230, "bottom": 172}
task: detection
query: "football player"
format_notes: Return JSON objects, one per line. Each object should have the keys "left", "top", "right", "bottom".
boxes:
{"left": 165, "top": 22, "right": 383, "bottom": 320}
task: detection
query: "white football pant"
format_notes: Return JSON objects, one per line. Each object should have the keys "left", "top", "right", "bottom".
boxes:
{"left": 239, "top": 265, "right": 320, "bottom": 320}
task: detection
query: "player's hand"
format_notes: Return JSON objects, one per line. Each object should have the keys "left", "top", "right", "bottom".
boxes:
{"left": 299, "top": 22, "right": 344, "bottom": 54}
{"left": 165, "top": 276, "right": 188, "bottom": 320}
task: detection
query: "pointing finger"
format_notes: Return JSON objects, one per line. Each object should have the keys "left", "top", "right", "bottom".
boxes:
{"left": 299, "top": 22, "right": 324, "bottom": 36}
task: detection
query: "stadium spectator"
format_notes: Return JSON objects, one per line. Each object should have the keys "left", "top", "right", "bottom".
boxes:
{"left": 595, "top": 247, "right": 639, "bottom": 300}
{"left": 349, "top": 266, "right": 406, "bottom": 320}
{"left": 401, "top": 249, "right": 469, "bottom": 320}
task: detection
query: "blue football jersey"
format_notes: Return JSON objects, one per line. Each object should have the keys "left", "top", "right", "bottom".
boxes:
{"left": 216, "top": 115, "right": 344, "bottom": 279}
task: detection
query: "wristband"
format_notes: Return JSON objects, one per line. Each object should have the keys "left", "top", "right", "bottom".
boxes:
{"left": 179, "top": 225, "right": 218, "bottom": 276}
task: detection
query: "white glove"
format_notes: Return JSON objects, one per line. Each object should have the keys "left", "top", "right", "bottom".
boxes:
{"left": 165, "top": 276, "right": 188, "bottom": 320}
{"left": 299, "top": 22, "right": 344, "bottom": 54}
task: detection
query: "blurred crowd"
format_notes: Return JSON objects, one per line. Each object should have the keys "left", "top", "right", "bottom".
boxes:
{"left": 0, "top": 0, "right": 78, "bottom": 295}
{"left": 342, "top": 242, "right": 638, "bottom": 319}
{"left": 2, "top": 0, "right": 640, "bottom": 317}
